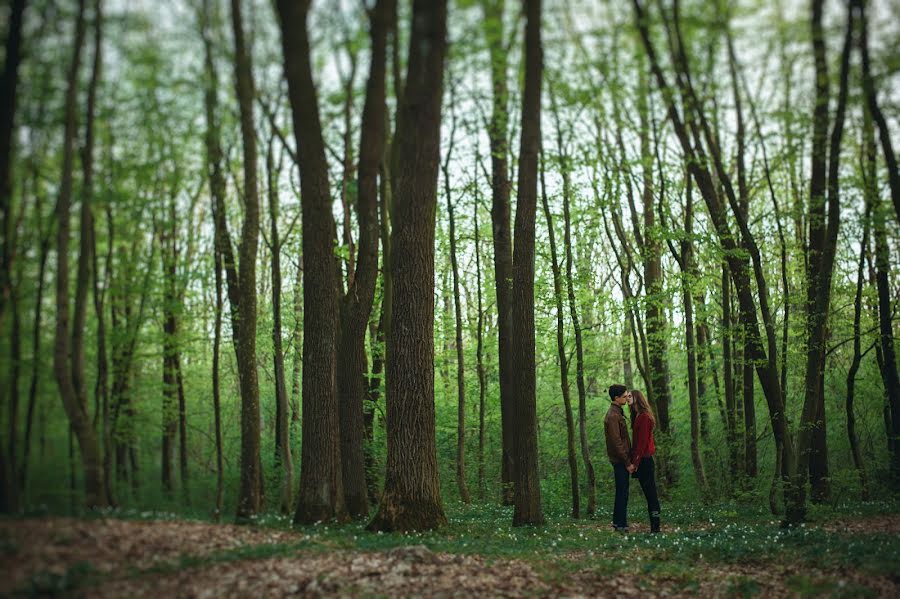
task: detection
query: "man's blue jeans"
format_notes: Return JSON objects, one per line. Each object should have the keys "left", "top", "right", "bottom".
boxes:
{"left": 612, "top": 463, "right": 630, "bottom": 529}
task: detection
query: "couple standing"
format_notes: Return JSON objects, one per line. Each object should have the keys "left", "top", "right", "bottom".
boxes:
{"left": 604, "top": 384, "right": 661, "bottom": 533}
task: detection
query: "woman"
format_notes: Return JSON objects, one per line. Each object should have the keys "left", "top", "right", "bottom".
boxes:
{"left": 628, "top": 390, "right": 661, "bottom": 533}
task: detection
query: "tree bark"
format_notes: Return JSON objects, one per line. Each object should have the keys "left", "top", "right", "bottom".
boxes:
{"left": 510, "top": 0, "right": 544, "bottom": 527}
{"left": 53, "top": 0, "right": 108, "bottom": 509}
{"left": 856, "top": 0, "right": 900, "bottom": 225}
{"left": 473, "top": 155, "right": 487, "bottom": 501}
{"left": 337, "top": 0, "right": 390, "bottom": 519}
{"left": 800, "top": 0, "right": 852, "bottom": 505}
{"left": 481, "top": 0, "right": 515, "bottom": 505}
{"left": 277, "top": 0, "right": 346, "bottom": 525}
{"left": 231, "top": 0, "right": 262, "bottom": 521}
{"left": 368, "top": 0, "right": 448, "bottom": 533}
{"left": 0, "top": 0, "right": 26, "bottom": 337}
{"left": 201, "top": 0, "right": 226, "bottom": 520}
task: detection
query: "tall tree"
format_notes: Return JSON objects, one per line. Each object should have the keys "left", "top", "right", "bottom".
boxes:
{"left": 540, "top": 148, "right": 579, "bottom": 518}
{"left": 0, "top": 0, "right": 26, "bottom": 332}
{"left": 481, "top": 0, "right": 516, "bottom": 504}
{"left": 442, "top": 84, "right": 471, "bottom": 505}
{"left": 368, "top": 0, "right": 448, "bottom": 533}
{"left": 637, "top": 62, "right": 674, "bottom": 485}
{"left": 266, "top": 135, "right": 293, "bottom": 515}
{"left": 230, "top": 0, "right": 263, "bottom": 521}
{"left": 337, "top": 0, "right": 390, "bottom": 518}
{"left": 855, "top": 0, "right": 899, "bottom": 225}
{"left": 276, "top": 0, "right": 345, "bottom": 524}
{"left": 201, "top": 0, "right": 227, "bottom": 521}
{"left": 53, "top": 0, "right": 108, "bottom": 509}
{"left": 798, "top": 0, "right": 853, "bottom": 504}
{"left": 549, "top": 83, "right": 596, "bottom": 516}
{"left": 510, "top": 0, "right": 544, "bottom": 527}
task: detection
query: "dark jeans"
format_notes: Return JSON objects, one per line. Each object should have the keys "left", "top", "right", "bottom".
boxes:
{"left": 635, "top": 457, "right": 661, "bottom": 531}
{"left": 612, "top": 463, "right": 630, "bottom": 529}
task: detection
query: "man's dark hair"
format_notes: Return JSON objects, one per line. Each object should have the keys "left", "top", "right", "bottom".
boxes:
{"left": 608, "top": 384, "right": 627, "bottom": 401}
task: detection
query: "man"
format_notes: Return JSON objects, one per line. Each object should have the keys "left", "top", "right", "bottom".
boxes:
{"left": 605, "top": 384, "right": 633, "bottom": 532}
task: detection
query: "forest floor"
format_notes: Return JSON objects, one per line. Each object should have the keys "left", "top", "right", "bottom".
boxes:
{"left": 2, "top": 500, "right": 899, "bottom": 598}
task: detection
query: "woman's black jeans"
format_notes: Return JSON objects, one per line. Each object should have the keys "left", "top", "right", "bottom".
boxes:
{"left": 635, "top": 457, "right": 661, "bottom": 532}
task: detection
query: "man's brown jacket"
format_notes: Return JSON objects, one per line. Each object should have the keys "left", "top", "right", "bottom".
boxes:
{"left": 604, "top": 403, "right": 631, "bottom": 465}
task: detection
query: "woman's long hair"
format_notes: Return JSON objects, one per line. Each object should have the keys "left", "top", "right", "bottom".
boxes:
{"left": 629, "top": 389, "right": 656, "bottom": 427}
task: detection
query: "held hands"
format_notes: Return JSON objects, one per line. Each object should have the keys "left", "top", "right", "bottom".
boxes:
{"left": 627, "top": 464, "right": 636, "bottom": 474}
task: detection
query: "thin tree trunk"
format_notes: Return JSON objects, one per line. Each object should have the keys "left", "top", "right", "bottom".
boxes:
{"left": 540, "top": 148, "right": 579, "bottom": 519}
{"left": 368, "top": 0, "right": 448, "bottom": 533}
{"left": 549, "top": 88, "right": 596, "bottom": 517}
{"left": 212, "top": 232, "right": 225, "bottom": 520}
{"left": 231, "top": 0, "right": 262, "bottom": 521}
{"left": 481, "top": 0, "right": 515, "bottom": 505}
{"left": 201, "top": 0, "right": 226, "bottom": 520}
{"left": 849, "top": 135, "right": 872, "bottom": 499}
{"left": 266, "top": 137, "right": 293, "bottom": 515}
{"left": 21, "top": 225, "right": 50, "bottom": 496}
{"left": 638, "top": 63, "right": 674, "bottom": 485}
{"left": 721, "top": 264, "right": 739, "bottom": 486}
{"left": 680, "top": 175, "right": 707, "bottom": 491}
{"left": 53, "top": 0, "right": 107, "bottom": 509}
{"left": 724, "top": 11, "right": 757, "bottom": 482}
{"left": 856, "top": 0, "right": 899, "bottom": 225}
{"left": 856, "top": 0, "right": 900, "bottom": 487}
{"left": 441, "top": 85, "right": 471, "bottom": 505}
{"left": 473, "top": 154, "right": 487, "bottom": 501}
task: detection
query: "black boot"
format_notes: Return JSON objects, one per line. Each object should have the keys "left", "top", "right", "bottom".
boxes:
{"left": 650, "top": 512, "right": 660, "bottom": 533}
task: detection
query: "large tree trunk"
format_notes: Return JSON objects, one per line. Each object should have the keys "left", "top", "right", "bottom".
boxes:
{"left": 540, "top": 149, "right": 579, "bottom": 519}
{"left": 2, "top": 0, "right": 28, "bottom": 511}
{"left": 53, "top": 0, "right": 108, "bottom": 509}
{"left": 368, "top": 0, "right": 448, "bottom": 533}
{"left": 230, "top": 0, "right": 262, "bottom": 521}
{"left": 337, "top": 0, "right": 389, "bottom": 519}
{"left": 481, "top": 0, "right": 515, "bottom": 505}
{"left": 510, "top": 0, "right": 544, "bottom": 527}
{"left": 0, "top": 0, "right": 26, "bottom": 339}
{"left": 277, "top": 0, "right": 345, "bottom": 524}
